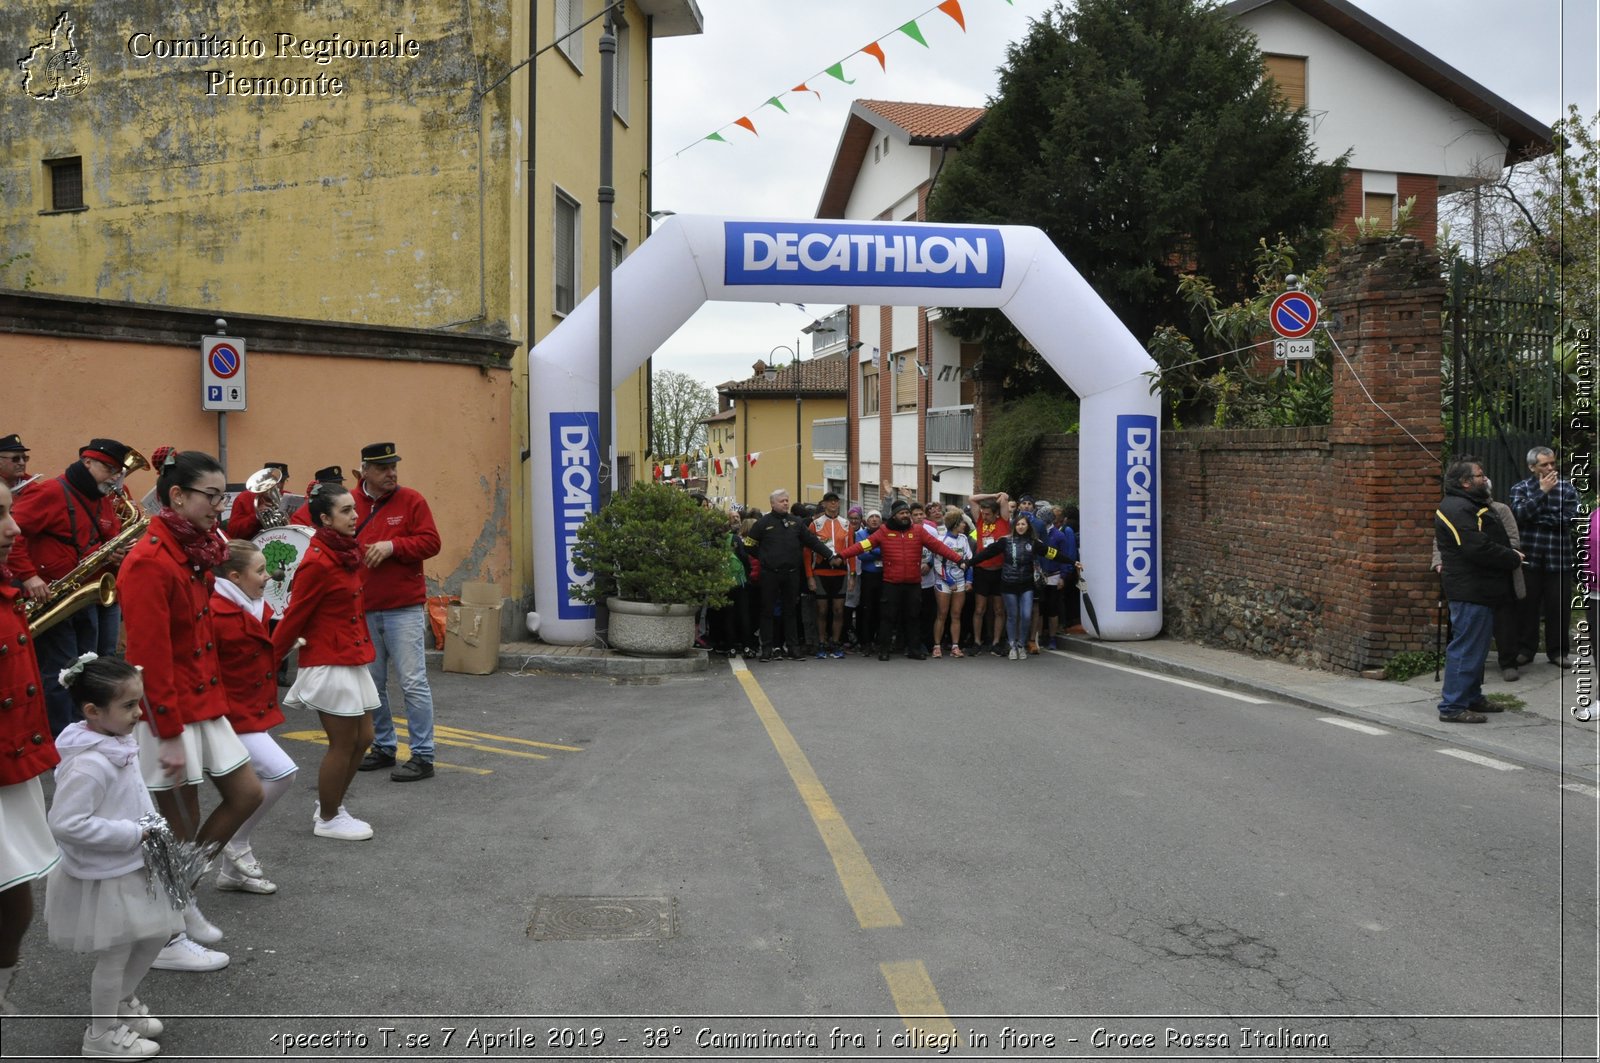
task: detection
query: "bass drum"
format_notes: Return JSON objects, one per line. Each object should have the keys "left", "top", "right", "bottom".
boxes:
{"left": 253, "top": 525, "right": 315, "bottom": 616}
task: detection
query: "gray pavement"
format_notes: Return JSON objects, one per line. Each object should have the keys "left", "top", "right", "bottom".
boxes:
{"left": 1057, "top": 634, "right": 1600, "bottom": 785}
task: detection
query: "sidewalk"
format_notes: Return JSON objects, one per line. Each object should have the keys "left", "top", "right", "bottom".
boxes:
{"left": 1056, "top": 635, "right": 1599, "bottom": 784}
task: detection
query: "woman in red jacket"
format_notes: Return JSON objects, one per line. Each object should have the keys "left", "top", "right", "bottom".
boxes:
{"left": 272, "top": 483, "right": 378, "bottom": 842}
{"left": 122, "top": 448, "right": 262, "bottom": 973}
{"left": 0, "top": 480, "right": 60, "bottom": 1014}
{"left": 210, "top": 540, "right": 298, "bottom": 893}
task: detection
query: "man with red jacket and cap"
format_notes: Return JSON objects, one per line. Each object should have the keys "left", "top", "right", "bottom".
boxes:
{"left": 288, "top": 466, "right": 345, "bottom": 528}
{"left": 12, "top": 439, "right": 133, "bottom": 735}
{"left": 351, "top": 443, "right": 442, "bottom": 782}
{"left": 0, "top": 435, "right": 45, "bottom": 607}
{"left": 839, "top": 499, "right": 965, "bottom": 661}
{"left": 225, "top": 461, "right": 290, "bottom": 540}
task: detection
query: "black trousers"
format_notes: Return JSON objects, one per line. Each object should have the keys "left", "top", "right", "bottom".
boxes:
{"left": 856, "top": 571, "right": 882, "bottom": 649}
{"left": 879, "top": 581, "right": 922, "bottom": 655}
{"left": 1519, "top": 567, "right": 1573, "bottom": 661}
{"left": 759, "top": 566, "right": 803, "bottom": 653}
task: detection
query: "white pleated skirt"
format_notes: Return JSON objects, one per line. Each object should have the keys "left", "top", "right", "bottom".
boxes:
{"left": 284, "top": 664, "right": 379, "bottom": 718}
{"left": 45, "top": 865, "right": 184, "bottom": 953}
{"left": 137, "top": 717, "right": 252, "bottom": 791}
{"left": 0, "top": 778, "right": 59, "bottom": 890}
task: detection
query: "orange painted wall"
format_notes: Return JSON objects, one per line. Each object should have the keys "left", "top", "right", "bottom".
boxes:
{"left": 2, "top": 333, "right": 513, "bottom": 593}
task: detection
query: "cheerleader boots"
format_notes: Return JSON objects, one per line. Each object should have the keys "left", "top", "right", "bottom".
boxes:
{"left": 81, "top": 1022, "right": 159, "bottom": 1058}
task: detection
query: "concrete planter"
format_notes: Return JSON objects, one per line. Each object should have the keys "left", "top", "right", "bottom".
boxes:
{"left": 605, "top": 598, "right": 699, "bottom": 657}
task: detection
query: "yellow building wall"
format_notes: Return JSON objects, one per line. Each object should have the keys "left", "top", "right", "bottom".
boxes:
{"left": 735, "top": 396, "right": 846, "bottom": 511}
{"left": 703, "top": 422, "right": 738, "bottom": 507}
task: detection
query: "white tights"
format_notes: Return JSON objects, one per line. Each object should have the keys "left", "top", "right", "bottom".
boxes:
{"left": 89, "top": 937, "right": 164, "bottom": 1035}
{"left": 227, "top": 770, "right": 295, "bottom": 855}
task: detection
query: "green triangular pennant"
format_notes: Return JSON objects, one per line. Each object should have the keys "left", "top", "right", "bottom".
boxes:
{"left": 704, "top": 132, "right": 728, "bottom": 143}
{"left": 765, "top": 96, "right": 788, "bottom": 113}
{"left": 898, "top": 20, "right": 929, "bottom": 47}
{"left": 824, "top": 62, "right": 855, "bottom": 85}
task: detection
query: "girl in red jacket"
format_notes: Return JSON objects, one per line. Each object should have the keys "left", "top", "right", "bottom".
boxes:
{"left": 0, "top": 480, "right": 59, "bottom": 1015}
{"left": 122, "top": 449, "right": 262, "bottom": 973}
{"left": 272, "top": 484, "right": 379, "bottom": 842}
{"left": 210, "top": 540, "right": 299, "bottom": 893}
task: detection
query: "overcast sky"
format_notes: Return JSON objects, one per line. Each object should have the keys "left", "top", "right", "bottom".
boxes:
{"left": 642, "top": 0, "right": 1598, "bottom": 391}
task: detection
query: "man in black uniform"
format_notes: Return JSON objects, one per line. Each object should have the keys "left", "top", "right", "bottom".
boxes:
{"left": 1435, "top": 458, "right": 1523, "bottom": 723}
{"left": 746, "top": 488, "right": 838, "bottom": 661}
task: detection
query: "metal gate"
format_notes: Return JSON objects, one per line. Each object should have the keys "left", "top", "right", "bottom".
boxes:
{"left": 1446, "top": 258, "right": 1558, "bottom": 489}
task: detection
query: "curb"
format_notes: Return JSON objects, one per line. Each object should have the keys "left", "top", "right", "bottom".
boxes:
{"left": 1054, "top": 638, "right": 1596, "bottom": 784}
{"left": 425, "top": 646, "right": 710, "bottom": 678}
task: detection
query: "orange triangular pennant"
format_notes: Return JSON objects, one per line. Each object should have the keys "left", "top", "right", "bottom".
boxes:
{"left": 793, "top": 82, "right": 820, "bottom": 100}
{"left": 734, "top": 116, "right": 757, "bottom": 136}
{"left": 937, "top": 0, "right": 966, "bottom": 31}
{"left": 862, "top": 42, "right": 887, "bottom": 72}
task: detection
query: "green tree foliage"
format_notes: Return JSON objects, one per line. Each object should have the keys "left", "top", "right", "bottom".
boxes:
{"left": 571, "top": 481, "right": 734, "bottom": 607}
{"left": 926, "top": 0, "right": 1346, "bottom": 399}
{"left": 978, "top": 391, "right": 1078, "bottom": 494}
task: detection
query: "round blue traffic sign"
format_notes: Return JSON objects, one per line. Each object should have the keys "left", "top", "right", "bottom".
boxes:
{"left": 1269, "top": 292, "right": 1318, "bottom": 339}
{"left": 208, "top": 343, "right": 241, "bottom": 379}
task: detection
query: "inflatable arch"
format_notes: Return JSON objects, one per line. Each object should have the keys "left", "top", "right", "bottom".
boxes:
{"left": 530, "top": 215, "right": 1161, "bottom": 645}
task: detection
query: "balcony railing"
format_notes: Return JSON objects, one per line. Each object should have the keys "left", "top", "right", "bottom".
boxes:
{"left": 926, "top": 405, "right": 973, "bottom": 453}
{"left": 812, "top": 416, "right": 847, "bottom": 455}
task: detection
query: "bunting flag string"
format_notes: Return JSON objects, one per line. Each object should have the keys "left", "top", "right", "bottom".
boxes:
{"left": 678, "top": 0, "right": 1004, "bottom": 155}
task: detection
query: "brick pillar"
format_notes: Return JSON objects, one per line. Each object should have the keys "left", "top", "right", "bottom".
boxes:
{"left": 971, "top": 372, "right": 1003, "bottom": 494}
{"left": 1322, "top": 235, "right": 1447, "bottom": 671}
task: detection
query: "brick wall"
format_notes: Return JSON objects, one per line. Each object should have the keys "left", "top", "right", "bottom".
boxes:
{"left": 1030, "top": 237, "right": 1447, "bottom": 674}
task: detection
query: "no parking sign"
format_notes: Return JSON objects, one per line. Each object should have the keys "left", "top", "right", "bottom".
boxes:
{"left": 202, "top": 335, "right": 247, "bottom": 411}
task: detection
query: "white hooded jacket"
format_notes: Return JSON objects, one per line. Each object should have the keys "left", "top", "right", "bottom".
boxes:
{"left": 47, "top": 722, "right": 153, "bottom": 879}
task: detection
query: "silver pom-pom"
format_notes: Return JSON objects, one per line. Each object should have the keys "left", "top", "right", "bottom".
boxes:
{"left": 138, "top": 811, "right": 215, "bottom": 910}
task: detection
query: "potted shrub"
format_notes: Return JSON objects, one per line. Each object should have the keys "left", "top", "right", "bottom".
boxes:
{"left": 570, "top": 481, "right": 735, "bottom": 656}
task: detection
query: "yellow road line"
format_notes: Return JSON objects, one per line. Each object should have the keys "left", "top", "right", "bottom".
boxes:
{"left": 276, "top": 731, "right": 493, "bottom": 775}
{"left": 429, "top": 723, "right": 583, "bottom": 753}
{"left": 730, "top": 661, "right": 901, "bottom": 929}
{"left": 879, "top": 960, "right": 960, "bottom": 1045}
{"left": 391, "top": 724, "right": 550, "bottom": 761}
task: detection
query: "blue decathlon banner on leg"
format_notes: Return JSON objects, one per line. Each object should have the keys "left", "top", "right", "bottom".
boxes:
{"left": 550, "top": 412, "right": 599, "bottom": 621}
{"left": 1115, "top": 414, "right": 1159, "bottom": 612}
{"left": 723, "top": 221, "right": 1006, "bottom": 289}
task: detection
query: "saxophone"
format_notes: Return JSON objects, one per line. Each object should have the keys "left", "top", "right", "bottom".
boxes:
{"left": 25, "top": 448, "right": 152, "bottom": 636}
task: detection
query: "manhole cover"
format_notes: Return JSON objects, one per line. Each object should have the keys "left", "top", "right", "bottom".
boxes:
{"left": 529, "top": 896, "right": 676, "bottom": 941}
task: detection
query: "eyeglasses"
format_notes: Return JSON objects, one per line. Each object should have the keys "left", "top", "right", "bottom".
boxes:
{"left": 188, "top": 487, "right": 227, "bottom": 507}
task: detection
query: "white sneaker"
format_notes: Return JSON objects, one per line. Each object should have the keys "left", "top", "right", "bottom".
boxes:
{"left": 313, "top": 806, "right": 374, "bottom": 841}
{"left": 182, "top": 902, "right": 223, "bottom": 944}
{"left": 222, "top": 845, "right": 267, "bottom": 879}
{"left": 82, "top": 1023, "right": 159, "bottom": 1058}
{"left": 1008, "top": 645, "right": 1020, "bottom": 660}
{"left": 216, "top": 863, "right": 277, "bottom": 894}
{"left": 118, "top": 996, "right": 163, "bottom": 1039}
{"left": 150, "top": 934, "right": 229, "bottom": 973}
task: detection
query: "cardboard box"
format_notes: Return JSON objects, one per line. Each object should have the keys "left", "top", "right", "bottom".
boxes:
{"left": 442, "top": 581, "right": 502, "bottom": 675}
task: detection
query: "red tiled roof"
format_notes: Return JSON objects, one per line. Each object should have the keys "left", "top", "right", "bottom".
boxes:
{"left": 719, "top": 351, "right": 847, "bottom": 397}
{"left": 856, "top": 99, "right": 987, "bottom": 141}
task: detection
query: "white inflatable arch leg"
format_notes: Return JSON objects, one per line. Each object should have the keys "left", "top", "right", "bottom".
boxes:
{"left": 530, "top": 216, "right": 1161, "bottom": 644}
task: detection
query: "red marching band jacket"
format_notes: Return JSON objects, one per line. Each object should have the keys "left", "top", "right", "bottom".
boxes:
{"left": 839, "top": 523, "right": 963, "bottom": 585}
{"left": 119, "top": 527, "right": 230, "bottom": 740}
{"left": 210, "top": 594, "right": 284, "bottom": 733}
{"left": 270, "top": 539, "right": 375, "bottom": 667}
{"left": 9, "top": 475, "right": 122, "bottom": 583}
{"left": 353, "top": 486, "right": 440, "bottom": 612}
{"left": 0, "top": 582, "right": 58, "bottom": 786}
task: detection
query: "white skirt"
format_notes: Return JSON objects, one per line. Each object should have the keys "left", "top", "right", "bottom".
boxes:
{"left": 137, "top": 717, "right": 252, "bottom": 791}
{"left": 0, "top": 778, "right": 60, "bottom": 890}
{"left": 284, "top": 664, "right": 379, "bottom": 718}
{"left": 45, "top": 865, "right": 184, "bottom": 953}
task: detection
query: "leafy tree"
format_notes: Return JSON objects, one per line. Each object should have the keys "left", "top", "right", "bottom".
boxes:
{"left": 650, "top": 368, "right": 714, "bottom": 458}
{"left": 927, "top": 0, "right": 1346, "bottom": 399}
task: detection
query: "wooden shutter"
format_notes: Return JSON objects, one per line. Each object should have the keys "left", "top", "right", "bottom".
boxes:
{"left": 1363, "top": 193, "right": 1395, "bottom": 230}
{"left": 1263, "top": 54, "right": 1307, "bottom": 109}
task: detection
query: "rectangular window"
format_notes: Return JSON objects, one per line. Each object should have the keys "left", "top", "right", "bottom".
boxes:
{"left": 1263, "top": 54, "right": 1307, "bottom": 109}
{"left": 611, "top": 16, "right": 630, "bottom": 122}
{"left": 46, "top": 156, "right": 84, "bottom": 211}
{"left": 860, "top": 482, "right": 880, "bottom": 510}
{"left": 1363, "top": 192, "right": 1395, "bottom": 229}
{"left": 612, "top": 230, "right": 627, "bottom": 269}
{"left": 862, "top": 367, "right": 879, "bottom": 414}
{"left": 894, "top": 349, "right": 917, "bottom": 411}
{"left": 554, "top": 188, "right": 580, "bottom": 316}
{"left": 555, "top": 0, "right": 584, "bottom": 69}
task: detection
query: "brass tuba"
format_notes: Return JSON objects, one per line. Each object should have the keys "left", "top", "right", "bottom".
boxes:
{"left": 244, "top": 467, "right": 289, "bottom": 530}
{"left": 25, "top": 447, "right": 152, "bottom": 635}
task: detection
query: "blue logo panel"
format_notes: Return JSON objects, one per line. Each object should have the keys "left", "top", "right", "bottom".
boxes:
{"left": 1115, "top": 414, "right": 1159, "bottom": 611}
{"left": 550, "top": 412, "right": 599, "bottom": 621}
{"left": 723, "top": 221, "right": 1005, "bottom": 289}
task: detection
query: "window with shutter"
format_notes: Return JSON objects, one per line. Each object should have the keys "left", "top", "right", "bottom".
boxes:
{"left": 612, "top": 17, "right": 630, "bottom": 121}
{"left": 862, "top": 368, "right": 879, "bottom": 414}
{"left": 556, "top": 0, "right": 584, "bottom": 69}
{"left": 47, "top": 157, "right": 84, "bottom": 211}
{"left": 1363, "top": 193, "right": 1395, "bottom": 230}
{"left": 894, "top": 350, "right": 917, "bottom": 410}
{"left": 554, "top": 190, "right": 579, "bottom": 316}
{"left": 1263, "top": 54, "right": 1307, "bottom": 109}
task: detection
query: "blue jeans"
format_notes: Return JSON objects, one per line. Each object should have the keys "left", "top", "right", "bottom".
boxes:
{"left": 1439, "top": 600, "right": 1494, "bottom": 715}
{"left": 1003, "top": 589, "right": 1034, "bottom": 649}
{"left": 366, "top": 605, "right": 436, "bottom": 761}
{"left": 36, "top": 606, "right": 100, "bottom": 735}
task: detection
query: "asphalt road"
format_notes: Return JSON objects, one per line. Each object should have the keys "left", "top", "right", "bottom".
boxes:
{"left": 3, "top": 653, "right": 1596, "bottom": 1061}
